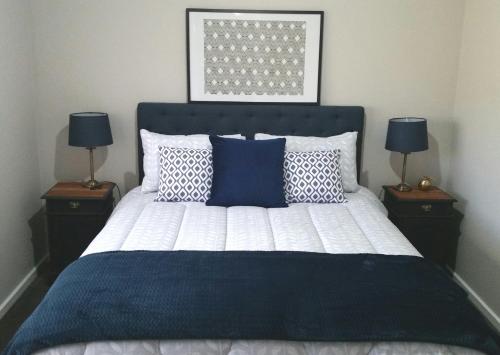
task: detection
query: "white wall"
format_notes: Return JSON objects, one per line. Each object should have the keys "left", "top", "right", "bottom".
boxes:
{"left": 30, "top": 0, "right": 465, "bottom": 194}
{"left": 448, "top": 0, "right": 500, "bottom": 319}
{"left": 0, "top": 0, "right": 42, "bottom": 312}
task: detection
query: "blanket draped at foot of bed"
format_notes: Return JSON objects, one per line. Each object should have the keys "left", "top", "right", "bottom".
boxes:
{"left": 4, "top": 251, "right": 500, "bottom": 355}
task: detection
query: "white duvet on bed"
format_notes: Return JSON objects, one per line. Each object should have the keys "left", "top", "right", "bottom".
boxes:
{"left": 35, "top": 187, "right": 482, "bottom": 355}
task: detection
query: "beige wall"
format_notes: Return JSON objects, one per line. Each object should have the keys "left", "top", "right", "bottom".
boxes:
{"left": 30, "top": 0, "right": 465, "bottom": 194}
{"left": 0, "top": 0, "right": 43, "bottom": 312}
{"left": 448, "top": 0, "right": 500, "bottom": 319}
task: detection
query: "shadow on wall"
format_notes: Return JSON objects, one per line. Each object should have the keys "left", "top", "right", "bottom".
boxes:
{"left": 54, "top": 125, "right": 108, "bottom": 182}
{"left": 448, "top": 189, "right": 468, "bottom": 213}
{"left": 389, "top": 133, "right": 441, "bottom": 186}
{"left": 358, "top": 128, "right": 369, "bottom": 188}
{"left": 122, "top": 118, "right": 140, "bottom": 192}
{"left": 359, "top": 170, "right": 369, "bottom": 188}
{"left": 124, "top": 171, "right": 139, "bottom": 192}
{"left": 28, "top": 207, "right": 47, "bottom": 266}
{"left": 122, "top": 123, "right": 140, "bottom": 192}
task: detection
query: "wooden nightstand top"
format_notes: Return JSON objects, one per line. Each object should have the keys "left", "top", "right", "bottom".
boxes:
{"left": 42, "top": 182, "right": 114, "bottom": 200}
{"left": 383, "top": 185, "right": 456, "bottom": 203}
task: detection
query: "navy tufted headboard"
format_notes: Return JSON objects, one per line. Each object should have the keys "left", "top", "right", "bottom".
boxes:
{"left": 137, "top": 103, "right": 364, "bottom": 184}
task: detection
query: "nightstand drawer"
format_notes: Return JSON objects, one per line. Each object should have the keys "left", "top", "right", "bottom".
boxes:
{"left": 385, "top": 200, "right": 455, "bottom": 217}
{"left": 47, "top": 213, "right": 111, "bottom": 269}
{"left": 42, "top": 182, "right": 115, "bottom": 271}
{"left": 383, "top": 185, "right": 462, "bottom": 270}
{"left": 46, "top": 198, "right": 112, "bottom": 215}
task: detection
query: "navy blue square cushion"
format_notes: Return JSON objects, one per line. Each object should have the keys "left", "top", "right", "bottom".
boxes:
{"left": 206, "top": 136, "right": 288, "bottom": 208}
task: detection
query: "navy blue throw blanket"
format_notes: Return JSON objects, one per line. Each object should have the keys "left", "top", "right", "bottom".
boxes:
{"left": 4, "top": 251, "right": 500, "bottom": 355}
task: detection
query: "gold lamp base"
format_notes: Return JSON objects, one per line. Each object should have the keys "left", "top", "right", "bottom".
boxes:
{"left": 395, "top": 183, "right": 412, "bottom": 192}
{"left": 82, "top": 147, "right": 102, "bottom": 190}
{"left": 82, "top": 179, "right": 102, "bottom": 190}
{"left": 395, "top": 152, "right": 412, "bottom": 192}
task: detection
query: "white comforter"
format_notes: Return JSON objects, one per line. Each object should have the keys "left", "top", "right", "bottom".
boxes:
{"left": 35, "top": 187, "right": 482, "bottom": 355}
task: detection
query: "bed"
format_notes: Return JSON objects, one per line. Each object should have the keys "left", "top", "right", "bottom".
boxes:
{"left": 6, "top": 103, "right": 498, "bottom": 355}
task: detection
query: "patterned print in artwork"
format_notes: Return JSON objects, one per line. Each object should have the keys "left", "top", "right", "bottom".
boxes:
{"left": 155, "top": 147, "right": 213, "bottom": 202}
{"left": 284, "top": 150, "right": 347, "bottom": 204}
{"left": 204, "top": 19, "right": 306, "bottom": 96}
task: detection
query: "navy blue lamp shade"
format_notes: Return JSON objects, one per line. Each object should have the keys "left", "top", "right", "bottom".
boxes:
{"left": 385, "top": 118, "right": 428, "bottom": 153}
{"left": 385, "top": 117, "right": 428, "bottom": 192}
{"left": 68, "top": 112, "right": 113, "bottom": 148}
{"left": 68, "top": 112, "right": 112, "bottom": 189}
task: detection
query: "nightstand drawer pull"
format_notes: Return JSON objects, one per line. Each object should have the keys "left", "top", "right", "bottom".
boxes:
{"left": 421, "top": 204, "right": 433, "bottom": 212}
{"left": 68, "top": 201, "right": 80, "bottom": 209}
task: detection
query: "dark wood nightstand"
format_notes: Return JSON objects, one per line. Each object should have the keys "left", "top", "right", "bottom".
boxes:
{"left": 383, "top": 185, "right": 463, "bottom": 271}
{"left": 42, "top": 182, "right": 114, "bottom": 270}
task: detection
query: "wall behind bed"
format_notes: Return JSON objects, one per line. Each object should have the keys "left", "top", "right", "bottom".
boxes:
{"left": 30, "top": 0, "right": 464, "bottom": 195}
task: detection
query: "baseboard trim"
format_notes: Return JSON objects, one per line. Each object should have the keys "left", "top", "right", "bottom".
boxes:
{"left": 0, "top": 255, "right": 48, "bottom": 320}
{"left": 454, "top": 272, "right": 500, "bottom": 331}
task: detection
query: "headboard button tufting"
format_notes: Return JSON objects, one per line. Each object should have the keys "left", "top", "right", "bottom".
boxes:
{"left": 137, "top": 103, "right": 364, "bottom": 184}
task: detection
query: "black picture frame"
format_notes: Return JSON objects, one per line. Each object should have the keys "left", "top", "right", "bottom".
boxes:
{"left": 186, "top": 8, "right": 324, "bottom": 105}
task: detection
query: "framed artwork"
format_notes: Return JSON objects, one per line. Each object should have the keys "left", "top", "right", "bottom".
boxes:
{"left": 187, "top": 9, "right": 324, "bottom": 104}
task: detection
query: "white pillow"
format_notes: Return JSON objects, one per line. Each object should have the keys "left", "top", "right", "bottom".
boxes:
{"left": 255, "top": 132, "right": 359, "bottom": 192}
{"left": 140, "top": 129, "right": 243, "bottom": 193}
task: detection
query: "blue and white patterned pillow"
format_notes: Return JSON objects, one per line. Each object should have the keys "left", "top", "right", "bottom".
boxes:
{"left": 284, "top": 150, "right": 346, "bottom": 204}
{"left": 155, "top": 147, "right": 213, "bottom": 202}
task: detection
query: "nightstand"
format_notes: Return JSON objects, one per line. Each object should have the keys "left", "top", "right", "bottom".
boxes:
{"left": 42, "top": 182, "right": 114, "bottom": 270}
{"left": 383, "top": 185, "right": 463, "bottom": 271}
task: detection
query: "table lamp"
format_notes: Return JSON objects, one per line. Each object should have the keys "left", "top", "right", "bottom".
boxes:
{"left": 68, "top": 112, "right": 113, "bottom": 189}
{"left": 385, "top": 117, "right": 428, "bottom": 192}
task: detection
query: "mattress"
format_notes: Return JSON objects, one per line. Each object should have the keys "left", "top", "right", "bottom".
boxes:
{"left": 34, "top": 187, "right": 482, "bottom": 355}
